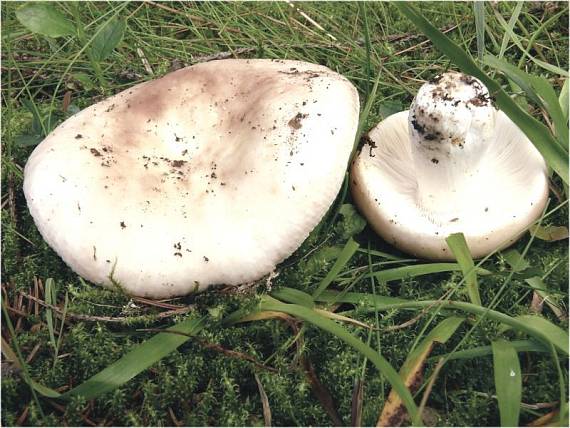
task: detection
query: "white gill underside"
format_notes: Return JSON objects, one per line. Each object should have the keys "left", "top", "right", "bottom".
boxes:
{"left": 353, "top": 110, "right": 548, "bottom": 258}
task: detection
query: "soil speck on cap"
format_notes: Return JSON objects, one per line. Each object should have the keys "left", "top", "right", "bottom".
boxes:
{"left": 288, "top": 112, "right": 308, "bottom": 130}
{"left": 120, "top": 221, "right": 127, "bottom": 229}
{"left": 90, "top": 148, "right": 102, "bottom": 157}
{"left": 75, "top": 134, "right": 83, "bottom": 139}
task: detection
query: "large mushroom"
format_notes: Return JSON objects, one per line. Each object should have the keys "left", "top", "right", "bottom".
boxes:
{"left": 24, "top": 59, "right": 359, "bottom": 298}
{"left": 351, "top": 72, "right": 548, "bottom": 260}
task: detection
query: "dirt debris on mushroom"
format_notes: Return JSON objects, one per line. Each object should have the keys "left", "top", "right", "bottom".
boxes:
{"left": 351, "top": 72, "right": 549, "bottom": 260}
{"left": 24, "top": 59, "right": 359, "bottom": 298}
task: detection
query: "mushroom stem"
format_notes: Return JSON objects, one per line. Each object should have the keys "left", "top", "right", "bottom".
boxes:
{"left": 408, "top": 72, "right": 496, "bottom": 216}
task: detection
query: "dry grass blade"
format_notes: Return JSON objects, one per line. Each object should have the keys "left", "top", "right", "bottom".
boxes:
{"left": 302, "top": 356, "right": 345, "bottom": 426}
{"left": 377, "top": 317, "right": 463, "bottom": 427}
{"left": 526, "top": 409, "right": 560, "bottom": 427}
{"left": 19, "top": 291, "right": 194, "bottom": 323}
{"left": 254, "top": 373, "right": 272, "bottom": 427}
{"left": 1, "top": 336, "right": 22, "bottom": 369}
{"left": 417, "top": 357, "right": 446, "bottom": 423}
{"left": 351, "top": 378, "right": 364, "bottom": 427}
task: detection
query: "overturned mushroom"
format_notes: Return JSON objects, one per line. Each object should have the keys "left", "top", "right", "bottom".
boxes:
{"left": 24, "top": 59, "right": 359, "bottom": 298}
{"left": 351, "top": 72, "right": 548, "bottom": 259}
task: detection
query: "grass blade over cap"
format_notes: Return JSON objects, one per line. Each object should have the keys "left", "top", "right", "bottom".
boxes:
{"left": 394, "top": 2, "right": 569, "bottom": 184}
{"left": 492, "top": 339, "right": 522, "bottom": 427}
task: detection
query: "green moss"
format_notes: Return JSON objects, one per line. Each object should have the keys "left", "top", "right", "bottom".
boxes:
{"left": 2, "top": 1, "right": 568, "bottom": 426}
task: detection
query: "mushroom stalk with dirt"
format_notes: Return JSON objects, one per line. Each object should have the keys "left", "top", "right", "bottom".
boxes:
{"left": 351, "top": 72, "right": 549, "bottom": 260}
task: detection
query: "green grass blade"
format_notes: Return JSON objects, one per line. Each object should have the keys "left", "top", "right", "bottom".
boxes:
{"left": 497, "top": 2, "right": 523, "bottom": 60}
{"left": 368, "top": 262, "right": 490, "bottom": 283}
{"left": 315, "top": 291, "right": 568, "bottom": 355}
{"left": 256, "top": 298, "right": 420, "bottom": 425}
{"left": 549, "top": 342, "right": 569, "bottom": 428}
{"left": 473, "top": 1, "right": 485, "bottom": 63}
{"left": 271, "top": 287, "right": 315, "bottom": 308}
{"left": 492, "top": 339, "right": 522, "bottom": 427}
{"left": 493, "top": 7, "right": 569, "bottom": 77}
{"left": 530, "top": 75, "right": 569, "bottom": 148}
{"left": 560, "top": 78, "right": 569, "bottom": 120}
{"left": 44, "top": 278, "right": 57, "bottom": 353}
{"left": 404, "top": 317, "right": 464, "bottom": 373}
{"left": 486, "top": 52, "right": 569, "bottom": 148}
{"left": 53, "top": 292, "right": 69, "bottom": 367}
{"left": 312, "top": 238, "right": 359, "bottom": 299}
{"left": 394, "top": 1, "right": 569, "bottom": 184}
{"left": 483, "top": 54, "right": 543, "bottom": 105}
{"left": 510, "top": 315, "right": 568, "bottom": 356}
{"left": 501, "top": 248, "right": 530, "bottom": 272}
{"left": 446, "top": 233, "right": 482, "bottom": 306}
{"left": 431, "top": 339, "right": 548, "bottom": 361}
{"left": 31, "top": 316, "right": 206, "bottom": 400}
{"left": 300, "top": 287, "right": 407, "bottom": 311}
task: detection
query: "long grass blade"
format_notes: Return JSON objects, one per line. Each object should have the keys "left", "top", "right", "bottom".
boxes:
{"left": 446, "top": 233, "right": 482, "bottom": 306}
{"left": 44, "top": 278, "right": 57, "bottom": 354}
{"left": 492, "top": 339, "right": 522, "bottom": 427}
{"left": 316, "top": 291, "right": 569, "bottom": 355}
{"left": 473, "top": 1, "right": 485, "bottom": 63}
{"left": 492, "top": 8, "right": 569, "bottom": 77}
{"left": 497, "top": 2, "right": 523, "bottom": 60}
{"left": 559, "top": 78, "right": 569, "bottom": 120}
{"left": 394, "top": 1, "right": 569, "bottom": 184}
{"left": 31, "top": 316, "right": 206, "bottom": 400}
{"left": 431, "top": 339, "right": 548, "bottom": 361}
{"left": 271, "top": 287, "right": 315, "bottom": 308}
{"left": 276, "top": 286, "right": 407, "bottom": 309}
{"left": 510, "top": 315, "right": 568, "bottom": 355}
{"left": 253, "top": 298, "right": 421, "bottom": 425}
{"left": 368, "top": 262, "right": 490, "bottom": 283}
{"left": 484, "top": 54, "right": 569, "bottom": 149}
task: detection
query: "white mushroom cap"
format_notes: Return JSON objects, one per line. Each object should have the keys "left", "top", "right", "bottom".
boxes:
{"left": 24, "top": 59, "right": 359, "bottom": 298}
{"left": 351, "top": 72, "right": 548, "bottom": 260}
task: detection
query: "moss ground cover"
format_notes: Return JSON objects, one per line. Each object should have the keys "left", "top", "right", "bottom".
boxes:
{"left": 1, "top": 2, "right": 568, "bottom": 426}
